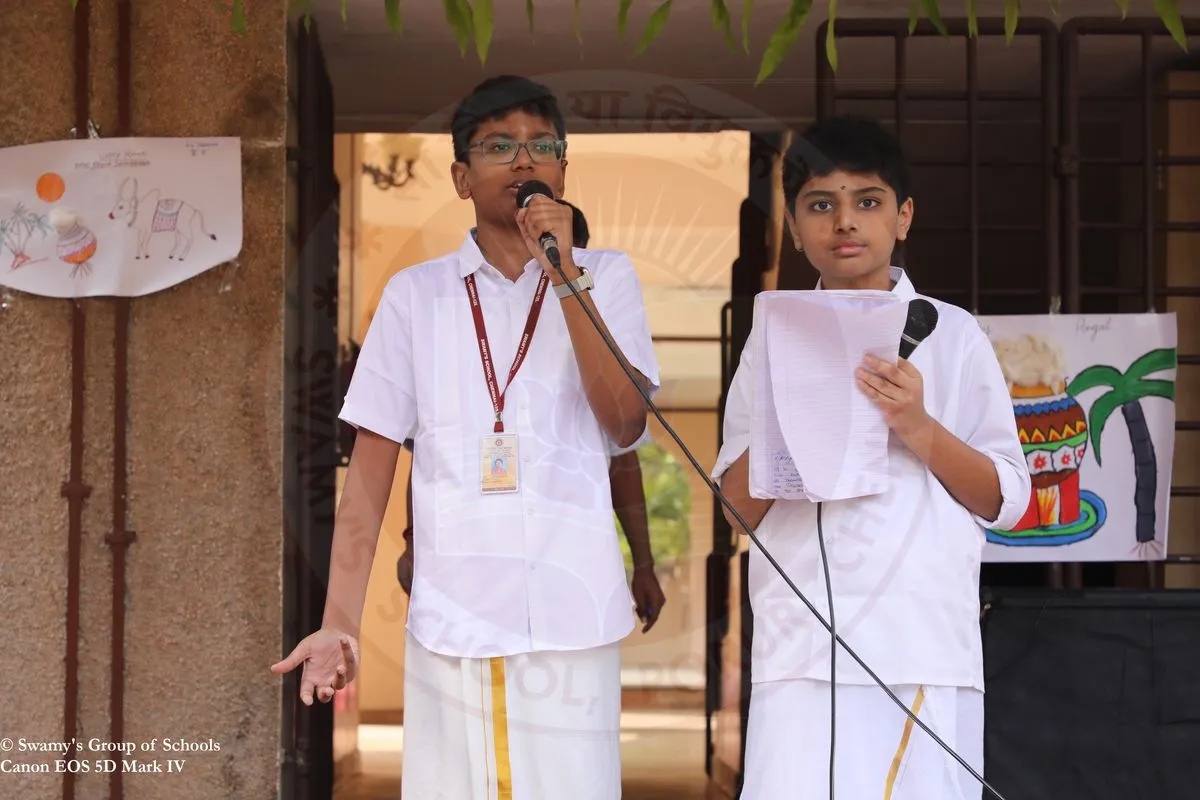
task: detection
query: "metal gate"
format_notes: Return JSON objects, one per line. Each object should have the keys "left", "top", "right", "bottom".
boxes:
{"left": 282, "top": 18, "right": 341, "bottom": 800}
{"left": 1059, "top": 17, "right": 1200, "bottom": 588}
{"left": 817, "top": 17, "right": 1061, "bottom": 317}
{"left": 708, "top": 14, "right": 1200, "bottom": 794}
{"left": 813, "top": 14, "right": 1200, "bottom": 586}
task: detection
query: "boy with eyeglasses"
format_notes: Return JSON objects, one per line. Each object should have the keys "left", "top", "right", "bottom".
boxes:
{"left": 272, "top": 75, "right": 660, "bottom": 798}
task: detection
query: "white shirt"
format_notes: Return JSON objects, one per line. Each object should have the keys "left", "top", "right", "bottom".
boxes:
{"left": 341, "top": 232, "right": 660, "bottom": 660}
{"left": 711, "top": 268, "right": 1030, "bottom": 692}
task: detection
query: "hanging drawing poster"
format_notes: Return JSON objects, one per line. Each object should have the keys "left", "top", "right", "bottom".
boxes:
{"left": 0, "top": 137, "right": 242, "bottom": 298}
{"left": 977, "top": 314, "right": 1178, "bottom": 563}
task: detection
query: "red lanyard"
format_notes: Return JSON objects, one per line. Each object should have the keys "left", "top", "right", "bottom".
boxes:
{"left": 464, "top": 272, "right": 551, "bottom": 433}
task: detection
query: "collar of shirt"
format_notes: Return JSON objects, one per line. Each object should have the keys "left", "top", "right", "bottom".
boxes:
{"left": 814, "top": 265, "right": 916, "bottom": 299}
{"left": 457, "top": 229, "right": 541, "bottom": 281}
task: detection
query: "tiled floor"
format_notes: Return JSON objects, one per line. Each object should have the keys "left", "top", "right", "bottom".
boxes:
{"left": 337, "top": 711, "right": 724, "bottom": 799}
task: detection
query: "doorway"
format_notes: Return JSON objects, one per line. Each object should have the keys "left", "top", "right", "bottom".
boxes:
{"left": 332, "top": 128, "right": 746, "bottom": 799}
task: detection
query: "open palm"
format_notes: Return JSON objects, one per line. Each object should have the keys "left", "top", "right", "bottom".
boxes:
{"left": 270, "top": 629, "right": 359, "bottom": 706}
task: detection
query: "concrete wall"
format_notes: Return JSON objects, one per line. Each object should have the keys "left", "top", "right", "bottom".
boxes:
{"left": 0, "top": 2, "right": 287, "bottom": 798}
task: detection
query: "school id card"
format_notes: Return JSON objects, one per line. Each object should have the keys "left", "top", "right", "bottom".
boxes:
{"left": 480, "top": 434, "right": 519, "bottom": 494}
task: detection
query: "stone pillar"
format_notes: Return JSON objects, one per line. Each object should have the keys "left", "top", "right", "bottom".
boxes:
{"left": 0, "top": 5, "right": 77, "bottom": 796}
{"left": 0, "top": 2, "right": 288, "bottom": 798}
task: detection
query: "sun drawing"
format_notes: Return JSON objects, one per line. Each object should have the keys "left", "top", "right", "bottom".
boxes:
{"left": 36, "top": 172, "right": 66, "bottom": 203}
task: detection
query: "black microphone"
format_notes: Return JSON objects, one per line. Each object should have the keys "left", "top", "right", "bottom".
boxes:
{"left": 899, "top": 298, "right": 939, "bottom": 359}
{"left": 514, "top": 179, "right": 562, "bottom": 268}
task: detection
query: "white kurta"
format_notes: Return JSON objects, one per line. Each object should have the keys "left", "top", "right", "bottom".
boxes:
{"left": 341, "top": 233, "right": 660, "bottom": 660}
{"left": 712, "top": 267, "right": 1030, "bottom": 797}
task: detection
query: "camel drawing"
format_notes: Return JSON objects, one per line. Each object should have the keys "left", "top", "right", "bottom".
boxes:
{"left": 108, "top": 177, "right": 217, "bottom": 261}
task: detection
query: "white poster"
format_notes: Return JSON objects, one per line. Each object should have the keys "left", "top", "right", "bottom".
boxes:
{"left": 978, "top": 314, "right": 1178, "bottom": 563}
{"left": 0, "top": 137, "right": 242, "bottom": 298}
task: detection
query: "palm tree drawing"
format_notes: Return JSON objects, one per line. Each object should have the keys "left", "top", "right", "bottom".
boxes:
{"left": 0, "top": 203, "right": 52, "bottom": 270}
{"left": 1067, "top": 347, "right": 1177, "bottom": 558}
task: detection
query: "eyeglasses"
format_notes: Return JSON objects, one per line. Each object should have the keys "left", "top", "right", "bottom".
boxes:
{"left": 470, "top": 137, "right": 566, "bottom": 165}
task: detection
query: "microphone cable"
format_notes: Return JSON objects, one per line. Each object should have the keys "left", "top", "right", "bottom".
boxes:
{"left": 816, "top": 501, "right": 836, "bottom": 799}
{"left": 542, "top": 246, "right": 1010, "bottom": 800}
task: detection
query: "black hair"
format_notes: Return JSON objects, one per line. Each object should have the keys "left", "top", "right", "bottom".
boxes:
{"left": 450, "top": 75, "right": 567, "bottom": 163}
{"left": 560, "top": 200, "right": 590, "bottom": 248}
{"left": 782, "top": 116, "right": 911, "bottom": 212}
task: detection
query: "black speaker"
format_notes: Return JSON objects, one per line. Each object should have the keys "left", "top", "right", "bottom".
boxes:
{"left": 982, "top": 588, "right": 1200, "bottom": 800}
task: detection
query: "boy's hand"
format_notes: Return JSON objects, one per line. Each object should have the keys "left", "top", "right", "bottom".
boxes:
{"left": 270, "top": 629, "right": 360, "bottom": 706}
{"left": 856, "top": 354, "right": 934, "bottom": 447}
{"left": 630, "top": 565, "right": 666, "bottom": 633}
{"left": 397, "top": 548, "right": 413, "bottom": 595}
{"left": 516, "top": 195, "right": 576, "bottom": 281}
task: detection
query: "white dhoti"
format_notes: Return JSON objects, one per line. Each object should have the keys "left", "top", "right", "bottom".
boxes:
{"left": 741, "top": 679, "right": 985, "bottom": 800}
{"left": 400, "top": 631, "right": 622, "bottom": 799}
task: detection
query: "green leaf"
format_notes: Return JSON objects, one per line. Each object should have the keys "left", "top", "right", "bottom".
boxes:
{"left": 618, "top": 0, "right": 635, "bottom": 37}
{"left": 340, "top": 0, "right": 348, "bottom": 27}
{"left": 742, "top": 0, "right": 753, "bottom": 54}
{"left": 636, "top": 0, "right": 674, "bottom": 56}
{"left": 1133, "top": 378, "right": 1176, "bottom": 402}
{"left": 574, "top": 0, "right": 583, "bottom": 43}
{"left": 755, "top": 0, "right": 814, "bottom": 85}
{"left": 966, "top": 0, "right": 979, "bottom": 37}
{"left": 526, "top": 0, "right": 535, "bottom": 34}
{"left": 907, "top": 0, "right": 919, "bottom": 36}
{"left": 825, "top": 0, "right": 838, "bottom": 71}
{"left": 384, "top": 0, "right": 403, "bottom": 34}
{"left": 1067, "top": 364, "right": 1123, "bottom": 397}
{"left": 473, "top": 0, "right": 494, "bottom": 63}
{"left": 1049, "top": 0, "right": 1062, "bottom": 18}
{"left": 712, "top": 0, "right": 736, "bottom": 50}
{"left": 232, "top": 0, "right": 247, "bottom": 35}
{"left": 921, "top": 0, "right": 947, "bottom": 37}
{"left": 1113, "top": 0, "right": 1130, "bottom": 19}
{"left": 1004, "top": 0, "right": 1020, "bottom": 44}
{"left": 1127, "top": 347, "right": 1177, "bottom": 382}
{"left": 443, "top": 0, "right": 473, "bottom": 57}
{"left": 1154, "top": 0, "right": 1189, "bottom": 52}
{"left": 1086, "top": 391, "right": 1122, "bottom": 466}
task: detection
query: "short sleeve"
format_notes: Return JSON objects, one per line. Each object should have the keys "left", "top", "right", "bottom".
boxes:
{"left": 957, "top": 324, "right": 1033, "bottom": 530}
{"left": 338, "top": 275, "right": 417, "bottom": 446}
{"left": 606, "top": 424, "right": 652, "bottom": 457}
{"left": 711, "top": 325, "right": 756, "bottom": 481}
{"left": 591, "top": 252, "right": 661, "bottom": 395}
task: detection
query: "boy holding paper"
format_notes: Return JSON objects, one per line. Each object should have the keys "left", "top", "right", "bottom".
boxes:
{"left": 712, "top": 116, "right": 1030, "bottom": 799}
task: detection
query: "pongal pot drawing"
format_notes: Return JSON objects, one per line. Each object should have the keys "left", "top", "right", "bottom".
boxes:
{"left": 993, "top": 335, "right": 1089, "bottom": 531}
{"left": 1011, "top": 380, "right": 1089, "bottom": 529}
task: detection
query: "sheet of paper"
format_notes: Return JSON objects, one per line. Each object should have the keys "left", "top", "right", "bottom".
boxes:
{"left": 0, "top": 137, "right": 243, "bottom": 298}
{"left": 749, "top": 290, "right": 910, "bottom": 502}
{"left": 748, "top": 318, "right": 807, "bottom": 499}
